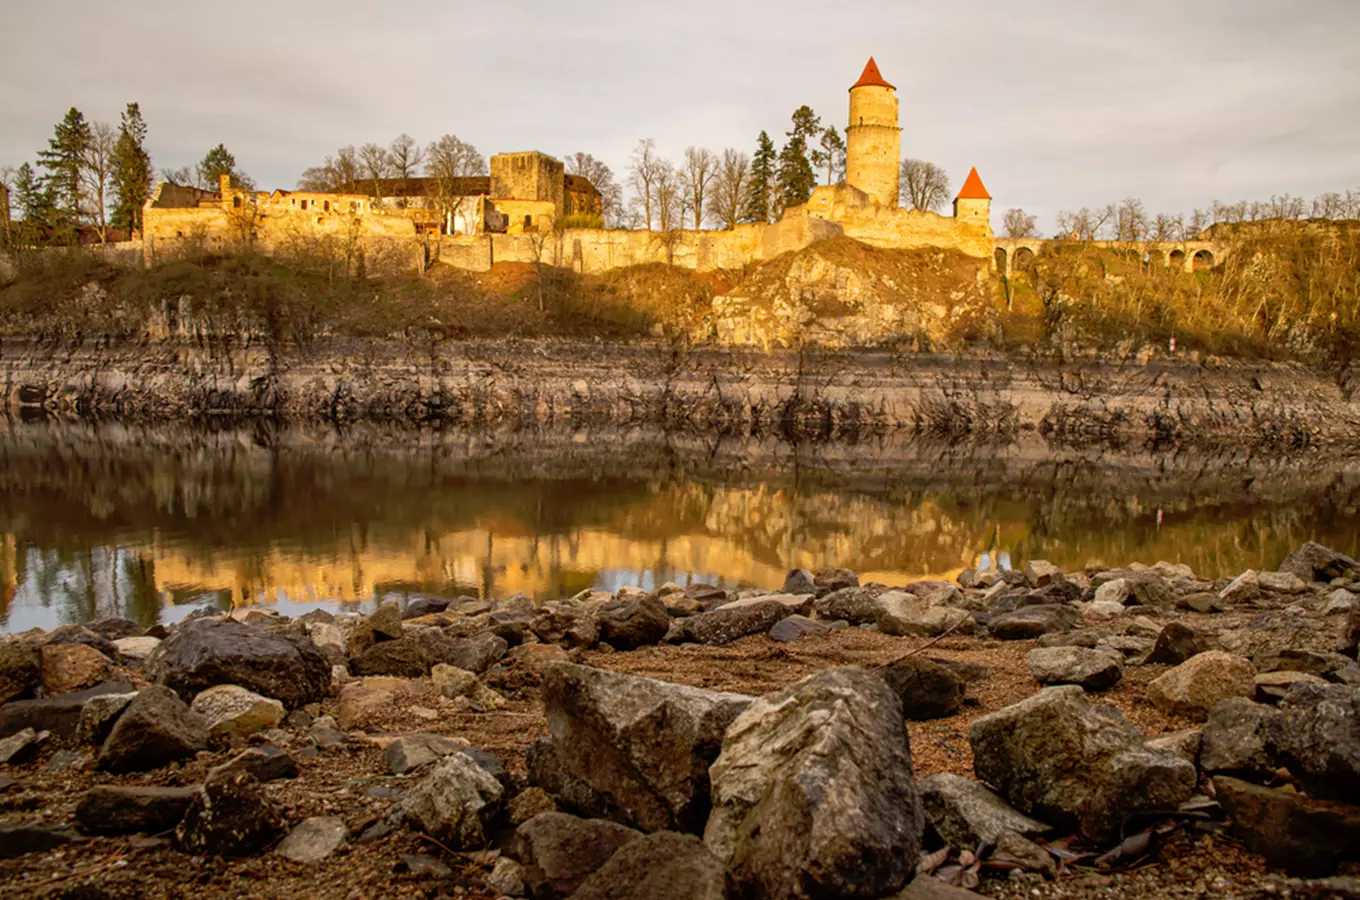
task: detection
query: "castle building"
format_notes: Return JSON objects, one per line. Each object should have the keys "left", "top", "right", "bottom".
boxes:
{"left": 954, "top": 167, "right": 992, "bottom": 224}
{"left": 845, "top": 57, "right": 902, "bottom": 206}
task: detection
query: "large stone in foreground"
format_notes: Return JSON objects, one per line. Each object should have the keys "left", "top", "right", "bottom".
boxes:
{"left": 98, "top": 685, "right": 210, "bottom": 773}
{"left": 189, "top": 684, "right": 285, "bottom": 742}
{"left": 515, "top": 811, "right": 640, "bottom": 899}
{"left": 542, "top": 662, "right": 750, "bottom": 833}
{"left": 401, "top": 752, "right": 505, "bottom": 849}
{"left": 918, "top": 773, "right": 1050, "bottom": 848}
{"left": 969, "top": 685, "right": 1195, "bottom": 840}
{"left": 704, "top": 667, "right": 923, "bottom": 900}
{"left": 1271, "top": 682, "right": 1360, "bottom": 804}
{"left": 1199, "top": 697, "right": 1280, "bottom": 779}
{"left": 1215, "top": 775, "right": 1360, "bottom": 877}
{"left": 877, "top": 657, "right": 965, "bottom": 720}
{"left": 176, "top": 769, "right": 286, "bottom": 857}
{"left": 146, "top": 618, "right": 330, "bottom": 708}
{"left": 1278, "top": 541, "right": 1360, "bottom": 584}
{"left": 0, "top": 640, "right": 41, "bottom": 704}
{"left": 570, "top": 831, "right": 735, "bottom": 900}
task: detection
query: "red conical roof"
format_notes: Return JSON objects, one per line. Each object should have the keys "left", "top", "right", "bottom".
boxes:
{"left": 956, "top": 167, "right": 991, "bottom": 200}
{"left": 851, "top": 57, "right": 895, "bottom": 90}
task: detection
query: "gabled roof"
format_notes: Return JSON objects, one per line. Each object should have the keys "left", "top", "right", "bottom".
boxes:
{"left": 956, "top": 167, "right": 991, "bottom": 201}
{"left": 851, "top": 57, "right": 894, "bottom": 91}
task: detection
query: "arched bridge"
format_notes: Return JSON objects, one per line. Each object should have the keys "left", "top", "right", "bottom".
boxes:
{"left": 992, "top": 238, "right": 1228, "bottom": 278}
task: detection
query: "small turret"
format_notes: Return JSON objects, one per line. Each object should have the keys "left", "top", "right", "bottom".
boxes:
{"left": 953, "top": 167, "right": 991, "bottom": 228}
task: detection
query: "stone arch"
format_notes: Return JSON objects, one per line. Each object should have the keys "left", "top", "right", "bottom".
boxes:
{"left": 1169, "top": 249, "right": 1186, "bottom": 270}
{"left": 1193, "top": 249, "right": 1215, "bottom": 271}
{"left": 994, "top": 247, "right": 1008, "bottom": 274}
{"left": 1013, "top": 246, "right": 1035, "bottom": 272}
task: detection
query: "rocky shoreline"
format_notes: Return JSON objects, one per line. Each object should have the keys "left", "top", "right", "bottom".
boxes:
{"left": 3, "top": 337, "right": 1359, "bottom": 446}
{"left": 1, "top": 542, "right": 1359, "bottom": 897}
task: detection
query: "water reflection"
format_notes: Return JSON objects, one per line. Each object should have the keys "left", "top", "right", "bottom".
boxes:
{"left": 1, "top": 422, "right": 1358, "bottom": 631}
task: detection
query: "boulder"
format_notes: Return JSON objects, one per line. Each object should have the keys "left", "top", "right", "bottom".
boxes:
{"left": 274, "top": 816, "right": 347, "bottom": 863}
{"left": 1026, "top": 647, "right": 1124, "bottom": 692}
{"left": 597, "top": 596, "right": 671, "bottom": 651}
{"left": 1255, "top": 671, "right": 1328, "bottom": 704}
{"left": 86, "top": 617, "right": 144, "bottom": 641}
{"left": 0, "top": 681, "right": 135, "bottom": 738}
{"left": 176, "top": 769, "right": 286, "bottom": 857}
{"left": 0, "top": 727, "right": 45, "bottom": 765}
{"left": 874, "top": 591, "right": 971, "bottom": 638}
{"left": 1218, "top": 611, "right": 1351, "bottom": 671}
{"left": 969, "top": 686, "right": 1196, "bottom": 840}
{"left": 147, "top": 618, "right": 330, "bottom": 708}
{"left": 1259, "top": 571, "right": 1309, "bottom": 594}
{"left": 531, "top": 604, "right": 600, "bottom": 649}
{"left": 1199, "top": 697, "right": 1280, "bottom": 778}
{"left": 1146, "top": 651, "right": 1257, "bottom": 720}
{"left": 704, "top": 667, "right": 923, "bottom": 899}
{"left": 350, "top": 637, "right": 428, "bottom": 677}
{"left": 1094, "top": 575, "right": 1172, "bottom": 608}
{"left": 780, "top": 568, "right": 817, "bottom": 595}
{"left": 0, "top": 640, "right": 41, "bottom": 703}
{"left": 335, "top": 676, "right": 407, "bottom": 729}
{"left": 814, "top": 586, "right": 883, "bottom": 624}
{"left": 516, "top": 811, "right": 641, "bottom": 898}
{"left": 1271, "top": 683, "right": 1360, "bottom": 803}
{"left": 74, "top": 691, "right": 137, "bottom": 745}
{"left": 918, "top": 772, "right": 1049, "bottom": 848}
{"left": 1144, "top": 622, "right": 1212, "bottom": 666}
{"left": 1278, "top": 541, "right": 1360, "bottom": 584}
{"left": 682, "top": 601, "right": 793, "bottom": 646}
{"left": 525, "top": 737, "right": 618, "bottom": 820}
{"left": 426, "top": 631, "right": 507, "bottom": 675}
{"left": 401, "top": 752, "right": 505, "bottom": 849}
{"left": 1023, "top": 560, "right": 1064, "bottom": 588}
{"left": 1219, "top": 570, "right": 1262, "bottom": 604}
{"left": 542, "top": 662, "right": 750, "bottom": 833}
{"left": 111, "top": 636, "right": 161, "bottom": 662}
{"left": 877, "top": 656, "right": 966, "bottom": 720}
{"left": 368, "top": 599, "right": 404, "bottom": 640}
{"left": 75, "top": 785, "right": 200, "bottom": 835}
{"left": 571, "top": 831, "right": 734, "bottom": 900}
{"left": 402, "top": 596, "right": 454, "bottom": 620}
{"left": 189, "top": 685, "right": 285, "bottom": 742}
{"left": 39, "top": 643, "right": 114, "bottom": 696}
{"left": 1215, "top": 775, "right": 1360, "bottom": 877}
{"left": 45, "top": 624, "right": 118, "bottom": 657}
{"left": 813, "top": 567, "right": 860, "bottom": 594}
{"left": 987, "top": 604, "right": 1077, "bottom": 640}
{"left": 97, "top": 685, "right": 210, "bottom": 773}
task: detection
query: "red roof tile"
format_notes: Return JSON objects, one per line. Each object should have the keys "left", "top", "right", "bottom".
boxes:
{"left": 851, "top": 57, "right": 895, "bottom": 90}
{"left": 956, "top": 167, "right": 991, "bottom": 200}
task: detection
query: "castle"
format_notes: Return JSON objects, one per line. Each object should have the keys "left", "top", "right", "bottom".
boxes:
{"left": 138, "top": 59, "right": 1000, "bottom": 274}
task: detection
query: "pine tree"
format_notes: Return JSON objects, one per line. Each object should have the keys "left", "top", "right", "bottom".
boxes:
{"left": 111, "top": 102, "right": 153, "bottom": 233}
{"left": 774, "top": 107, "right": 820, "bottom": 213}
{"left": 36, "top": 107, "right": 92, "bottom": 239}
{"left": 741, "top": 131, "right": 776, "bottom": 224}
{"left": 13, "top": 162, "right": 54, "bottom": 245}
{"left": 198, "top": 144, "right": 249, "bottom": 189}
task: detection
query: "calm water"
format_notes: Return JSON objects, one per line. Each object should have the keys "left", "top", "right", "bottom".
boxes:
{"left": 2, "top": 421, "right": 1359, "bottom": 633}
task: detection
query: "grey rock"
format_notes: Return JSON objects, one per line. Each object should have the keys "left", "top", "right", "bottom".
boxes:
{"left": 86, "top": 616, "right": 144, "bottom": 640}
{"left": 1145, "top": 728, "right": 1202, "bottom": 763}
{"left": 1199, "top": 697, "right": 1281, "bottom": 778}
{"left": 1279, "top": 541, "right": 1360, "bottom": 584}
{"left": 813, "top": 567, "right": 860, "bottom": 595}
{"left": 516, "top": 811, "right": 640, "bottom": 898}
{"left": 190, "top": 684, "right": 285, "bottom": 742}
{"left": 368, "top": 599, "right": 405, "bottom": 640}
{"left": 542, "top": 662, "right": 750, "bottom": 833}
{"left": 1259, "top": 571, "right": 1310, "bottom": 594}
{"left": 1026, "top": 646, "right": 1124, "bottom": 692}
{"left": 487, "top": 857, "right": 527, "bottom": 896}
{"left": 768, "top": 614, "right": 831, "bottom": 643}
{"left": 274, "top": 816, "right": 347, "bottom": 862}
{"left": 176, "top": 769, "right": 286, "bottom": 857}
{"left": 75, "top": 785, "right": 200, "bottom": 835}
{"left": 780, "top": 568, "right": 817, "bottom": 595}
{"left": 918, "top": 772, "right": 1050, "bottom": 847}
{"left": 1145, "top": 622, "right": 1212, "bottom": 666}
{"left": 0, "top": 727, "right": 46, "bottom": 765}
{"left": 704, "top": 667, "right": 923, "bottom": 899}
{"left": 397, "top": 853, "right": 452, "bottom": 877}
{"left": 402, "top": 596, "right": 453, "bottom": 620}
{"left": 427, "top": 630, "right": 508, "bottom": 675}
{"left": 0, "top": 681, "right": 135, "bottom": 738}
{"left": 682, "top": 600, "right": 793, "bottom": 646}
{"left": 1218, "top": 611, "right": 1351, "bottom": 671}
{"left": 988, "top": 605, "right": 1077, "bottom": 640}
{"left": 147, "top": 618, "right": 331, "bottom": 708}
{"left": 874, "top": 591, "right": 971, "bottom": 638}
{"left": 1255, "top": 671, "right": 1328, "bottom": 704}
{"left": 994, "top": 830, "right": 1059, "bottom": 880}
{"left": 1023, "top": 560, "right": 1064, "bottom": 588}
{"left": 98, "top": 685, "right": 210, "bottom": 773}
{"left": 878, "top": 656, "right": 966, "bottom": 720}
{"left": 45, "top": 624, "right": 118, "bottom": 657}
{"left": 111, "top": 636, "right": 161, "bottom": 662}
{"left": 570, "top": 831, "right": 735, "bottom": 900}
{"left": 597, "top": 596, "right": 671, "bottom": 651}
{"left": 1271, "top": 683, "right": 1360, "bottom": 803}
{"left": 1220, "top": 570, "right": 1262, "bottom": 603}
{"left": 813, "top": 586, "right": 884, "bottom": 624}
{"left": 525, "top": 737, "right": 617, "bottom": 820}
{"left": 351, "top": 637, "right": 428, "bottom": 677}
{"left": 384, "top": 732, "right": 467, "bottom": 775}
{"left": 969, "top": 686, "right": 1196, "bottom": 840}
{"left": 401, "top": 752, "right": 504, "bottom": 849}
{"left": 1147, "top": 651, "right": 1257, "bottom": 720}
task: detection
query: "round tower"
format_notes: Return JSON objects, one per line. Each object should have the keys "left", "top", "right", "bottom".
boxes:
{"left": 845, "top": 57, "right": 901, "bottom": 207}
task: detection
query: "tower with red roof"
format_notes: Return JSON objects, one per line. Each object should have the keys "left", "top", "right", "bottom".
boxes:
{"left": 845, "top": 57, "right": 902, "bottom": 207}
{"left": 953, "top": 166, "right": 992, "bottom": 228}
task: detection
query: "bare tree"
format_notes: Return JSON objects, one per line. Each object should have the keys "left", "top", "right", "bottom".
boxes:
{"left": 1002, "top": 208, "right": 1037, "bottom": 238}
{"left": 299, "top": 146, "right": 359, "bottom": 192}
{"left": 388, "top": 134, "right": 425, "bottom": 179}
{"left": 899, "top": 158, "right": 950, "bottom": 212}
{"left": 358, "top": 143, "right": 394, "bottom": 202}
{"left": 565, "top": 152, "right": 622, "bottom": 225}
{"left": 1056, "top": 205, "right": 1114, "bottom": 241}
{"left": 1114, "top": 197, "right": 1148, "bottom": 241}
{"left": 628, "top": 139, "right": 661, "bottom": 231}
{"left": 1152, "top": 213, "right": 1180, "bottom": 242}
{"left": 651, "top": 160, "right": 686, "bottom": 263}
{"left": 1188, "top": 209, "right": 1210, "bottom": 237}
{"left": 707, "top": 149, "right": 750, "bottom": 231}
{"left": 426, "top": 134, "right": 486, "bottom": 234}
{"left": 680, "top": 147, "right": 717, "bottom": 231}
{"left": 1268, "top": 193, "right": 1306, "bottom": 220}
{"left": 81, "top": 121, "right": 117, "bottom": 242}
{"left": 1313, "top": 192, "right": 1345, "bottom": 219}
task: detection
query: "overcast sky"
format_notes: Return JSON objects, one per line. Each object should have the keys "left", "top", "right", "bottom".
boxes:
{"left": 4, "top": 0, "right": 1358, "bottom": 232}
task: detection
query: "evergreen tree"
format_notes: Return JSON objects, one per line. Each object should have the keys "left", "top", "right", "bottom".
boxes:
{"left": 111, "top": 102, "right": 153, "bottom": 233}
{"left": 774, "top": 107, "right": 820, "bottom": 213}
{"left": 13, "top": 162, "right": 54, "bottom": 245}
{"left": 36, "top": 107, "right": 92, "bottom": 237}
{"left": 197, "top": 143, "right": 252, "bottom": 189}
{"left": 741, "top": 131, "right": 776, "bottom": 224}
